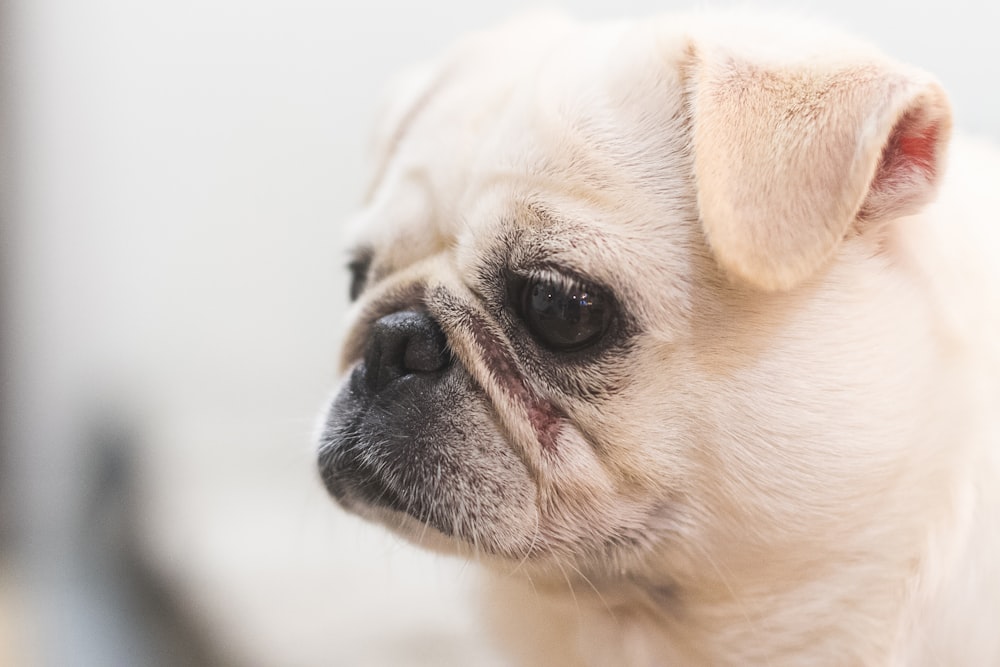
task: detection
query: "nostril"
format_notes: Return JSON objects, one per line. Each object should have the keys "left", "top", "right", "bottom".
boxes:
{"left": 402, "top": 319, "right": 449, "bottom": 373}
{"left": 363, "top": 311, "right": 450, "bottom": 392}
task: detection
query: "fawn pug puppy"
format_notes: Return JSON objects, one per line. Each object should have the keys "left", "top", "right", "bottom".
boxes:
{"left": 317, "top": 12, "right": 1000, "bottom": 666}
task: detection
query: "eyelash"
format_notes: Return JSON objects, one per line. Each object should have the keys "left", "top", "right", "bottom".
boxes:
{"left": 522, "top": 268, "right": 589, "bottom": 296}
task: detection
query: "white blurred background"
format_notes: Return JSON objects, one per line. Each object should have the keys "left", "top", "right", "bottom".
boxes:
{"left": 2, "top": 1, "right": 998, "bottom": 665}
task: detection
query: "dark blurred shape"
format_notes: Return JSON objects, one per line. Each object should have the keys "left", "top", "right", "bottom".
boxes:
{"left": 62, "top": 412, "right": 223, "bottom": 667}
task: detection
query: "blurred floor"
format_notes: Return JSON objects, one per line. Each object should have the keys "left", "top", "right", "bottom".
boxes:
{"left": 0, "top": 572, "right": 32, "bottom": 667}
{"left": 131, "top": 408, "right": 505, "bottom": 667}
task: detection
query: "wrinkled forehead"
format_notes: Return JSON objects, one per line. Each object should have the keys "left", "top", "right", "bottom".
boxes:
{"left": 348, "top": 17, "right": 700, "bottom": 317}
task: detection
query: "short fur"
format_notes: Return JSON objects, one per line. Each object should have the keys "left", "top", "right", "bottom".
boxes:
{"left": 318, "top": 12, "right": 1000, "bottom": 666}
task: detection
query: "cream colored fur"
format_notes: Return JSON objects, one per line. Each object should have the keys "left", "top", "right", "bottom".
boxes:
{"left": 330, "top": 11, "right": 1000, "bottom": 666}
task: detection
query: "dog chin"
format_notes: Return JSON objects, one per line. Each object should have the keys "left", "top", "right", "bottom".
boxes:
{"left": 317, "top": 347, "right": 543, "bottom": 560}
{"left": 337, "top": 492, "right": 474, "bottom": 557}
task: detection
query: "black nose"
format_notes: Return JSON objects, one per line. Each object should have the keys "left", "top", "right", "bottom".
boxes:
{"left": 363, "top": 311, "right": 450, "bottom": 392}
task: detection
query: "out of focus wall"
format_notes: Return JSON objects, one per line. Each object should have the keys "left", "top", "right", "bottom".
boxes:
{"left": 2, "top": 1, "right": 998, "bottom": 665}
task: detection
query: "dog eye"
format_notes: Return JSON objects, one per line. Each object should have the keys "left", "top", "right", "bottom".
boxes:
{"left": 520, "top": 275, "right": 610, "bottom": 350}
{"left": 347, "top": 251, "right": 372, "bottom": 301}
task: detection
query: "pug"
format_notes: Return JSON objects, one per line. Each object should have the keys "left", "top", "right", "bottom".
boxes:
{"left": 317, "top": 11, "right": 1000, "bottom": 666}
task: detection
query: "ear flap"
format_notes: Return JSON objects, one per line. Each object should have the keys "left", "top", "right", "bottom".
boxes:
{"left": 690, "top": 49, "right": 952, "bottom": 291}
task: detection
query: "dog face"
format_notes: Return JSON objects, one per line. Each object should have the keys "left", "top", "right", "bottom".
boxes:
{"left": 318, "top": 13, "right": 953, "bottom": 590}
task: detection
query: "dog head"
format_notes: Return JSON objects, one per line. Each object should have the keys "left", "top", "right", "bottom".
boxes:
{"left": 317, "top": 13, "right": 953, "bottom": 590}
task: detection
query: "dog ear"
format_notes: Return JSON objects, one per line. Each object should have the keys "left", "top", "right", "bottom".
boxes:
{"left": 690, "top": 48, "right": 952, "bottom": 291}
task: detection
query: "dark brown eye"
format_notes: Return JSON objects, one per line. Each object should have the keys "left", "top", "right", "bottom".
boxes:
{"left": 347, "top": 250, "right": 372, "bottom": 301}
{"left": 521, "top": 275, "right": 610, "bottom": 350}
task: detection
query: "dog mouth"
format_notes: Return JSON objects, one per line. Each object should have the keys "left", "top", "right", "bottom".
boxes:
{"left": 318, "top": 363, "right": 456, "bottom": 534}
{"left": 317, "top": 340, "right": 543, "bottom": 549}
{"left": 318, "top": 395, "right": 404, "bottom": 511}
{"left": 318, "top": 423, "right": 439, "bottom": 530}
{"left": 320, "top": 455, "right": 408, "bottom": 516}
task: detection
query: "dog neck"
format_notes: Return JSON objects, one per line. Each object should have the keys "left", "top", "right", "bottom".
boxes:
{"left": 484, "top": 414, "right": 999, "bottom": 666}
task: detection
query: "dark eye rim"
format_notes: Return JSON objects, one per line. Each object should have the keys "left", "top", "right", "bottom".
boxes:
{"left": 347, "top": 248, "right": 374, "bottom": 301}
{"left": 508, "top": 267, "right": 617, "bottom": 354}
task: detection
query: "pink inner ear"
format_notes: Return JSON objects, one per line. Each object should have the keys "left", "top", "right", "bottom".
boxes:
{"left": 897, "top": 119, "right": 940, "bottom": 173}
{"left": 860, "top": 110, "right": 943, "bottom": 221}
{"left": 880, "top": 111, "right": 940, "bottom": 178}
